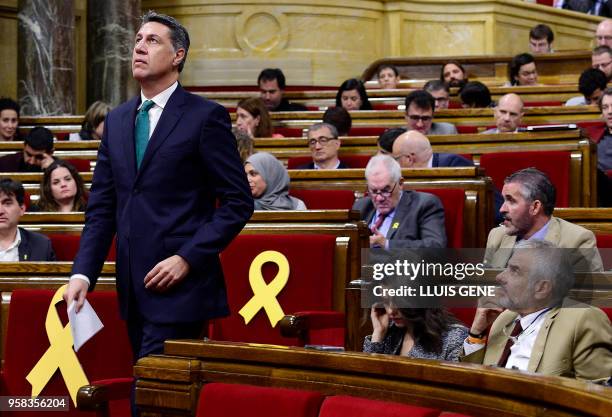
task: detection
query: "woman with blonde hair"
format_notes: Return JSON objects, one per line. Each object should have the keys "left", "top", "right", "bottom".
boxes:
{"left": 70, "top": 101, "right": 111, "bottom": 141}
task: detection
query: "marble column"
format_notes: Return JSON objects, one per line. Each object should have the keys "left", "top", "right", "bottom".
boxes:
{"left": 17, "top": 0, "right": 76, "bottom": 116}
{"left": 87, "top": 0, "right": 140, "bottom": 107}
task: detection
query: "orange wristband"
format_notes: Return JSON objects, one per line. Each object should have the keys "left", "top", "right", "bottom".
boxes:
{"left": 467, "top": 335, "right": 488, "bottom": 344}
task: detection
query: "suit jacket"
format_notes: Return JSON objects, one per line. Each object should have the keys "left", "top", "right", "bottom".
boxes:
{"left": 428, "top": 122, "right": 457, "bottom": 135}
{"left": 461, "top": 300, "right": 612, "bottom": 380}
{"left": 273, "top": 99, "right": 307, "bottom": 112}
{"left": 296, "top": 160, "right": 349, "bottom": 169}
{"left": 432, "top": 153, "right": 474, "bottom": 167}
{"left": 484, "top": 216, "right": 603, "bottom": 272}
{"left": 563, "top": 0, "right": 612, "bottom": 17}
{"left": 352, "top": 190, "right": 447, "bottom": 248}
{"left": 72, "top": 84, "right": 254, "bottom": 323}
{"left": 0, "top": 152, "right": 40, "bottom": 173}
{"left": 17, "top": 227, "right": 56, "bottom": 261}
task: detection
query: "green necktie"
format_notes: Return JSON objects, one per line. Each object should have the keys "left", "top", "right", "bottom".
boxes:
{"left": 135, "top": 100, "right": 155, "bottom": 169}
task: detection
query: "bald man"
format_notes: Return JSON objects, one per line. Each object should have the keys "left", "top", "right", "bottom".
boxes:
{"left": 596, "top": 19, "right": 612, "bottom": 47}
{"left": 392, "top": 130, "right": 473, "bottom": 168}
{"left": 482, "top": 93, "right": 524, "bottom": 134}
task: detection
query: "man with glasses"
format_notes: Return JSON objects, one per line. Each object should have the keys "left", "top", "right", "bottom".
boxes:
{"left": 592, "top": 46, "right": 612, "bottom": 81}
{"left": 595, "top": 19, "right": 612, "bottom": 46}
{"left": 297, "top": 122, "right": 347, "bottom": 169}
{"left": 423, "top": 80, "right": 450, "bottom": 110}
{"left": 0, "top": 126, "right": 55, "bottom": 172}
{"left": 352, "top": 154, "right": 446, "bottom": 249}
{"left": 482, "top": 94, "right": 524, "bottom": 134}
{"left": 565, "top": 68, "right": 607, "bottom": 106}
{"left": 404, "top": 90, "right": 457, "bottom": 136}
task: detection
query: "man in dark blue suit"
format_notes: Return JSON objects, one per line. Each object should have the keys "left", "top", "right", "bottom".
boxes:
{"left": 64, "top": 12, "right": 253, "bottom": 360}
{"left": 391, "top": 130, "right": 473, "bottom": 168}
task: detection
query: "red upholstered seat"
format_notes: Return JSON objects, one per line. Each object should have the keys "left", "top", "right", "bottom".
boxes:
{"left": 479, "top": 151, "right": 571, "bottom": 207}
{"left": 536, "top": 0, "right": 554, "bottom": 5}
{"left": 577, "top": 121, "right": 605, "bottom": 142}
{"left": 1, "top": 289, "right": 133, "bottom": 417}
{"left": 196, "top": 383, "right": 323, "bottom": 417}
{"left": 289, "top": 189, "right": 356, "bottom": 209}
{"left": 372, "top": 103, "right": 401, "bottom": 110}
{"left": 274, "top": 127, "right": 305, "bottom": 137}
{"left": 212, "top": 234, "right": 340, "bottom": 345}
{"left": 595, "top": 233, "right": 612, "bottom": 271}
{"left": 523, "top": 101, "right": 562, "bottom": 107}
{"left": 348, "top": 126, "right": 387, "bottom": 136}
{"left": 319, "top": 395, "right": 440, "bottom": 417}
{"left": 287, "top": 155, "right": 371, "bottom": 169}
{"left": 64, "top": 159, "right": 92, "bottom": 172}
{"left": 447, "top": 308, "right": 476, "bottom": 327}
{"left": 456, "top": 125, "right": 478, "bottom": 134}
{"left": 416, "top": 188, "right": 465, "bottom": 248}
{"left": 48, "top": 234, "right": 116, "bottom": 262}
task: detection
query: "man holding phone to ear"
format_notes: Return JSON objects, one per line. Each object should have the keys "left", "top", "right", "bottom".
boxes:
{"left": 0, "top": 126, "right": 55, "bottom": 172}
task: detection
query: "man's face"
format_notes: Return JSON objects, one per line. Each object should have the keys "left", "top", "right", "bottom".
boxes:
{"left": 529, "top": 37, "right": 550, "bottom": 54}
{"left": 499, "top": 182, "right": 535, "bottom": 237}
{"left": 592, "top": 53, "right": 612, "bottom": 80}
{"left": 378, "top": 68, "right": 400, "bottom": 89}
{"left": 442, "top": 64, "right": 464, "bottom": 87}
{"left": 259, "top": 79, "right": 283, "bottom": 111}
{"left": 0, "top": 109, "right": 18, "bottom": 141}
{"left": 429, "top": 89, "right": 449, "bottom": 110}
{"left": 596, "top": 22, "right": 612, "bottom": 47}
{"left": 132, "top": 22, "right": 182, "bottom": 83}
{"left": 0, "top": 192, "right": 25, "bottom": 233}
{"left": 308, "top": 126, "right": 339, "bottom": 164}
{"left": 405, "top": 103, "right": 433, "bottom": 134}
{"left": 367, "top": 168, "right": 402, "bottom": 215}
{"left": 495, "top": 250, "right": 534, "bottom": 311}
{"left": 601, "top": 94, "right": 612, "bottom": 132}
{"left": 23, "top": 145, "right": 48, "bottom": 167}
{"left": 494, "top": 98, "right": 523, "bottom": 133}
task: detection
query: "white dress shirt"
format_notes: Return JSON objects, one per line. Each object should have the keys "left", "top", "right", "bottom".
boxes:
{"left": 0, "top": 229, "right": 21, "bottom": 262}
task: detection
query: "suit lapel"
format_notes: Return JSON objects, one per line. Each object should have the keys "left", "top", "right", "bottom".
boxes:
{"left": 17, "top": 228, "right": 29, "bottom": 261}
{"left": 387, "top": 191, "right": 409, "bottom": 239}
{"left": 527, "top": 308, "right": 559, "bottom": 372}
{"left": 121, "top": 97, "right": 139, "bottom": 179}
{"left": 543, "top": 216, "right": 561, "bottom": 245}
{"left": 486, "top": 312, "right": 517, "bottom": 365}
{"left": 492, "top": 233, "right": 517, "bottom": 267}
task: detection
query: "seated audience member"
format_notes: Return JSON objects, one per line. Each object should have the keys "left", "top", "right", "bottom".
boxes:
{"left": 405, "top": 91, "right": 457, "bottom": 135}
{"left": 508, "top": 53, "right": 539, "bottom": 86}
{"left": 591, "top": 45, "right": 612, "bottom": 82}
{"left": 440, "top": 61, "right": 467, "bottom": 88}
{"left": 236, "top": 97, "right": 277, "bottom": 138}
{"left": 598, "top": 88, "right": 612, "bottom": 171}
{"left": 377, "top": 64, "right": 401, "bottom": 89}
{"left": 557, "top": 1, "right": 612, "bottom": 18}
{"left": 423, "top": 80, "right": 450, "bottom": 110}
{"left": 69, "top": 101, "right": 111, "bottom": 141}
{"left": 336, "top": 78, "right": 372, "bottom": 111}
{"left": 364, "top": 303, "right": 468, "bottom": 361}
{"left": 0, "top": 126, "right": 55, "bottom": 172}
{"left": 484, "top": 168, "right": 603, "bottom": 272}
{"left": 528, "top": 24, "right": 554, "bottom": 53}
{"left": 460, "top": 81, "right": 493, "bottom": 108}
{"left": 392, "top": 130, "right": 473, "bottom": 168}
{"left": 299, "top": 123, "right": 347, "bottom": 169}
{"left": 232, "top": 127, "right": 254, "bottom": 163}
{"left": 352, "top": 154, "right": 447, "bottom": 248}
{"left": 0, "top": 97, "right": 20, "bottom": 141}
{"left": 565, "top": 68, "right": 607, "bottom": 106}
{"left": 322, "top": 106, "right": 352, "bottom": 136}
{"left": 464, "top": 239, "right": 612, "bottom": 380}
{"left": 595, "top": 19, "right": 612, "bottom": 46}
{"left": 482, "top": 93, "right": 524, "bottom": 134}
{"left": 257, "top": 68, "right": 307, "bottom": 112}
{"left": 245, "top": 152, "right": 306, "bottom": 210}
{"left": 377, "top": 127, "right": 407, "bottom": 155}
{"left": 33, "top": 160, "right": 87, "bottom": 212}
{"left": 0, "top": 179, "right": 56, "bottom": 261}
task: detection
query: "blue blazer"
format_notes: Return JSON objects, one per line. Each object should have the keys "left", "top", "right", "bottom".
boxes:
{"left": 432, "top": 153, "right": 474, "bottom": 167}
{"left": 72, "top": 85, "right": 254, "bottom": 323}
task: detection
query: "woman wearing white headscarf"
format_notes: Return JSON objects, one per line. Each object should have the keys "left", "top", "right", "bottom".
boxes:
{"left": 244, "top": 152, "right": 306, "bottom": 210}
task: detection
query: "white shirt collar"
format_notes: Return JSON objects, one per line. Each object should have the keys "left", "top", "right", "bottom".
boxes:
{"left": 139, "top": 81, "right": 178, "bottom": 111}
{"left": 0, "top": 228, "right": 21, "bottom": 253}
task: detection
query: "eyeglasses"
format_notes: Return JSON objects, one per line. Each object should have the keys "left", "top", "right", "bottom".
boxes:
{"left": 308, "top": 136, "right": 337, "bottom": 147}
{"left": 407, "top": 115, "right": 432, "bottom": 122}
{"left": 593, "top": 61, "right": 612, "bottom": 70}
{"left": 367, "top": 182, "right": 397, "bottom": 199}
{"left": 595, "top": 35, "right": 612, "bottom": 42}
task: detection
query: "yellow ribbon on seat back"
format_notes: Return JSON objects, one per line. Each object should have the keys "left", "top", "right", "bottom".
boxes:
{"left": 239, "top": 250, "right": 290, "bottom": 327}
{"left": 26, "top": 284, "right": 89, "bottom": 406}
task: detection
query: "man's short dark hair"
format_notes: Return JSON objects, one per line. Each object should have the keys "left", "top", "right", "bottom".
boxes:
{"left": 141, "top": 11, "right": 190, "bottom": 73}
{"left": 377, "top": 128, "right": 407, "bottom": 153}
{"left": 423, "top": 80, "right": 449, "bottom": 93}
{"left": 258, "top": 68, "right": 286, "bottom": 89}
{"left": 323, "top": 107, "right": 352, "bottom": 136}
{"left": 529, "top": 24, "right": 554, "bottom": 43}
{"left": 578, "top": 68, "right": 607, "bottom": 98}
{"left": 593, "top": 45, "right": 612, "bottom": 57}
{"left": 0, "top": 178, "right": 25, "bottom": 206}
{"left": 0, "top": 97, "right": 20, "bottom": 116}
{"left": 459, "top": 81, "right": 492, "bottom": 108}
{"left": 505, "top": 168, "right": 556, "bottom": 216}
{"left": 405, "top": 90, "right": 435, "bottom": 113}
{"left": 25, "top": 127, "right": 54, "bottom": 153}
{"left": 377, "top": 64, "right": 399, "bottom": 77}
{"left": 598, "top": 86, "right": 612, "bottom": 111}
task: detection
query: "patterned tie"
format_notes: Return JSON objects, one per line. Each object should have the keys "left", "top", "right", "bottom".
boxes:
{"left": 135, "top": 100, "right": 155, "bottom": 169}
{"left": 497, "top": 320, "right": 523, "bottom": 368}
{"left": 371, "top": 213, "right": 387, "bottom": 233}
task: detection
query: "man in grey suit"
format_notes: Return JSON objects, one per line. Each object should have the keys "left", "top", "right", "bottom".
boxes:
{"left": 352, "top": 154, "right": 447, "bottom": 248}
{"left": 404, "top": 90, "right": 457, "bottom": 136}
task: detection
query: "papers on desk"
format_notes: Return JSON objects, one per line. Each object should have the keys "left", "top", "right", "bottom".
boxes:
{"left": 68, "top": 300, "right": 104, "bottom": 352}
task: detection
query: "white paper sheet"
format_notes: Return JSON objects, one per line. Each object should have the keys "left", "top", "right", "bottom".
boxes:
{"left": 67, "top": 300, "right": 104, "bottom": 352}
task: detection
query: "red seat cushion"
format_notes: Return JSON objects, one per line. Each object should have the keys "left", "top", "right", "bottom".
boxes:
{"left": 197, "top": 383, "right": 323, "bottom": 417}
{"left": 523, "top": 101, "right": 562, "bottom": 107}
{"left": 596, "top": 233, "right": 612, "bottom": 270}
{"left": 274, "top": 127, "right": 304, "bottom": 137}
{"left": 289, "top": 189, "right": 355, "bottom": 210}
{"left": 48, "top": 234, "right": 116, "bottom": 261}
{"left": 456, "top": 125, "right": 479, "bottom": 134}
{"left": 479, "top": 151, "right": 571, "bottom": 207}
{"left": 64, "top": 158, "right": 92, "bottom": 172}
{"left": 288, "top": 155, "right": 371, "bottom": 169}
{"left": 319, "top": 395, "right": 440, "bottom": 417}
{"left": 348, "top": 126, "right": 387, "bottom": 136}
{"left": 417, "top": 188, "right": 465, "bottom": 248}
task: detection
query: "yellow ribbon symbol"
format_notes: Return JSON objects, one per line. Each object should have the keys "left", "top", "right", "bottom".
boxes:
{"left": 26, "top": 284, "right": 89, "bottom": 406}
{"left": 239, "top": 250, "right": 289, "bottom": 327}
